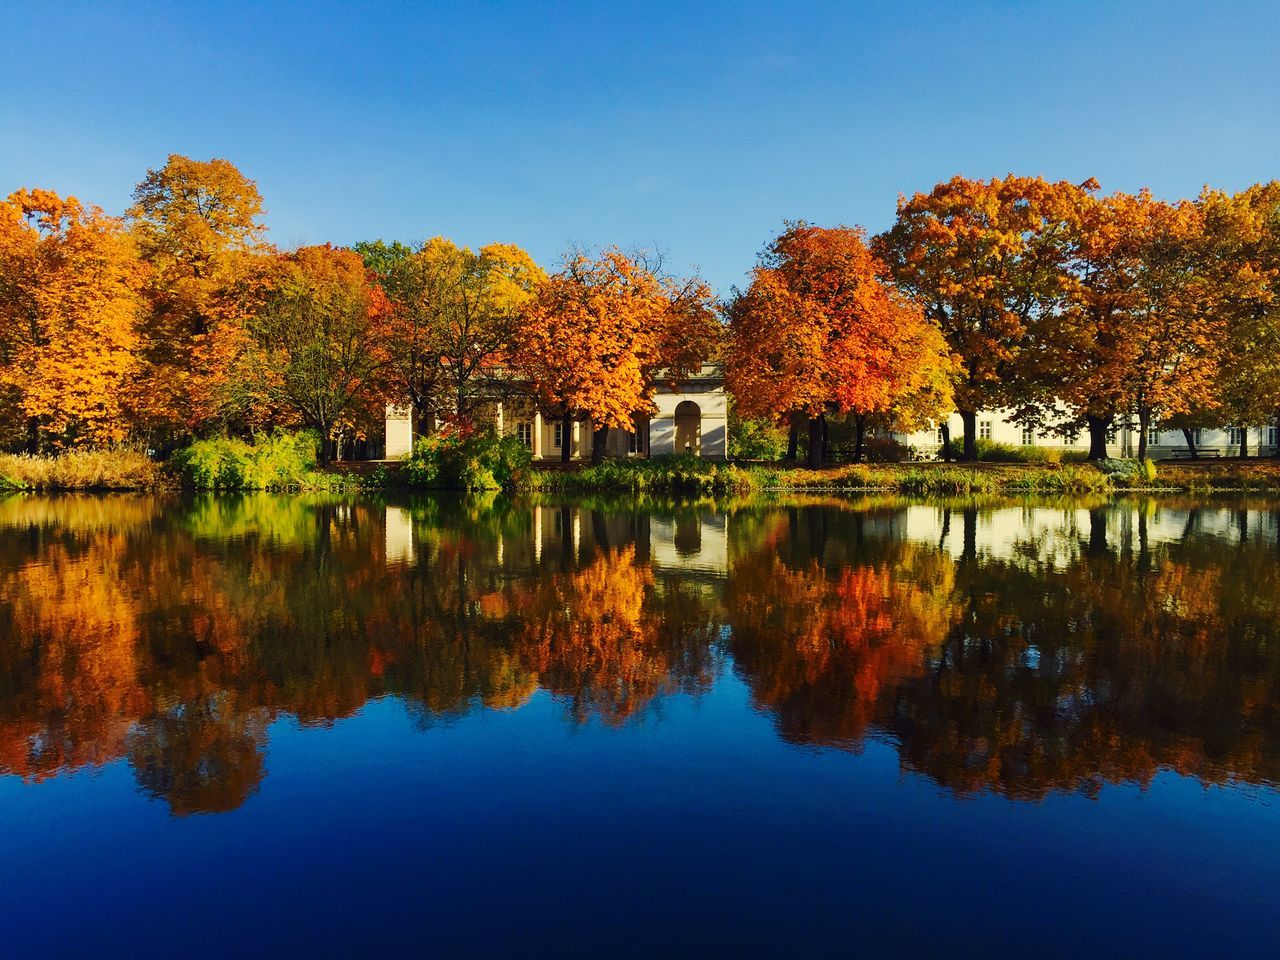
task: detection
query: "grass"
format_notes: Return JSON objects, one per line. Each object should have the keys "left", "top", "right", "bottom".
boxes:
{"left": 526, "top": 457, "right": 1280, "bottom": 496}
{"left": 0, "top": 448, "right": 165, "bottom": 490}
{"left": 524, "top": 455, "right": 770, "bottom": 496}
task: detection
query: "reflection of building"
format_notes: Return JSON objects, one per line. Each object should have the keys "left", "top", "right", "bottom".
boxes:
{"left": 384, "top": 506, "right": 414, "bottom": 564}
{"left": 649, "top": 513, "right": 728, "bottom": 575}
{"left": 384, "top": 365, "right": 728, "bottom": 461}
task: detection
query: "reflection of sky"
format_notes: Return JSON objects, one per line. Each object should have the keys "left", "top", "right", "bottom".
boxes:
{"left": 3, "top": 670, "right": 1276, "bottom": 956}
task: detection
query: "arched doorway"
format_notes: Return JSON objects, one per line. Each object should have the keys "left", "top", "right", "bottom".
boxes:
{"left": 674, "top": 400, "right": 701, "bottom": 455}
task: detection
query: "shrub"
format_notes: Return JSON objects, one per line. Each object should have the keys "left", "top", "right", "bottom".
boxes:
{"left": 729, "top": 415, "right": 788, "bottom": 461}
{"left": 173, "top": 430, "right": 323, "bottom": 490}
{"left": 404, "top": 431, "right": 532, "bottom": 490}
{"left": 860, "top": 436, "right": 912, "bottom": 463}
{"left": 1095, "top": 458, "right": 1158, "bottom": 485}
{"left": 941, "top": 437, "right": 1083, "bottom": 464}
{"left": 0, "top": 447, "right": 163, "bottom": 490}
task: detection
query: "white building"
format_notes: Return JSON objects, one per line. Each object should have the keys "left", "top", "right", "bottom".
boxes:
{"left": 895, "top": 409, "right": 1279, "bottom": 459}
{"left": 385, "top": 365, "right": 729, "bottom": 461}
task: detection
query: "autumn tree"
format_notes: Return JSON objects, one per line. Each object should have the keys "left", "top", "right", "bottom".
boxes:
{"left": 0, "top": 189, "right": 145, "bottom": 449}
{"left": 356, "top": 238, "right": 546, "bottom": 427}
{"left": 875, "top": 176, "right": 1088, "bottom": 460}
{"left": 242, "top": 245, "right": 393, "bottom": 463}
{"left": 1200, "top": 181, "right": 1280, "bottom": 458}
{"left": 127, "top": 155, "right": 268, "bottom": 439}
{"left": 511, "top": 249, "right": 719, "bottom": 463}
{"left": 726, "top": 223, "right": 954, "bottom": 467}
{"left": 1019, "top": 189, "right": 1223, "bottom": 459}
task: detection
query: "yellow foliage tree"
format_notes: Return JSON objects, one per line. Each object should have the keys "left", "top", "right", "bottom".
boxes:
{"left": 0, "top": 189, "right": 145, "bottom": 448}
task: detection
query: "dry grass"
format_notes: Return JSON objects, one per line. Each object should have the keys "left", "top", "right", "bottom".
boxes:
{"left": 0, "top": 448, "right": 165, "bottom": 490}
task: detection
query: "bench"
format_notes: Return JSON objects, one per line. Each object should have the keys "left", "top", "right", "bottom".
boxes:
{"left": 1168, "top": 446, "right": 1223, "bottom": 459}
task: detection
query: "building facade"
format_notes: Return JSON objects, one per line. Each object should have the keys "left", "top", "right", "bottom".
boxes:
{"left": 894, "top": 409, "right": 1280, "bottom": 459}
{"left": 385, "top": 365, "right": 729, "bottom": 461}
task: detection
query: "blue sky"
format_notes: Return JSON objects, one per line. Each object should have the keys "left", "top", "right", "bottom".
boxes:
{"left": 3, "top": 0, "right": 1277, "bottom": 293}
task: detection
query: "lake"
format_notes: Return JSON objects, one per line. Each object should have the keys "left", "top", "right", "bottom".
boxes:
{"left": 1, "top": 492, "right": 1278, "bottom": 957}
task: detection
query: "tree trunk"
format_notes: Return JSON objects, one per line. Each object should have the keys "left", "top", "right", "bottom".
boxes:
{"left": 1181, "top": 427, "right": 1198, "bottom": 459}
{"left": 853, "top": 415, "right": 866, "bottom": 463}
{"left": 786, "top": 417, "right": 799, "bottom": 462}
{"left": 591, "top": 425, "right": 608, "bottom": 464}
{"left": 317, "top": 426, "right": 332, "bottom": 467}
{"left": 1137, "top": 407, "right": 1150, "bottom": 462}
{"left": 959, "top": 410, "right": 977, "bottom": 462}
{"left": 1086, "top": 414, "right": 1112, "bottom": 461}
{"left": 1238, "top": 426, "right": 1249, "bottom": 459}
{"left": 25, "top": 418, "right": 39, "bottom": 455}
{"left": 807, "top": 416, "right": 824, "bottom": 469}
{"left": 560, "top": 412, "right": 573, "bottom": 464}
{"left": 939, "top": 422, "right": 952, "bottom": 462}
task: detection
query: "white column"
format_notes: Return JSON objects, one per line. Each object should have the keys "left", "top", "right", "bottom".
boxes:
{"left": 533, "top": 412, "right": 543, "bottom": 459}
{"left": 496, "top": 401, "right": 504, "bottom": 436}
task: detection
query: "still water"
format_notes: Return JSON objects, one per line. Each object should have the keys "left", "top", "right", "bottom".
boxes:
{"left": 1, "top": 493, "right": 1278, "bottom": 957}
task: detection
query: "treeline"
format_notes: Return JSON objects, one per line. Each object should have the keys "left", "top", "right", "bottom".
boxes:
{"left": 1, "top": 157, "right": 1277, "bottom": 464}
{"left": 728, "top": 178, "right": 1280, "bottom": 465}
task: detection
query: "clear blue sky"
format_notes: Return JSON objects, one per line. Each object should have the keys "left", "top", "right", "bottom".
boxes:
{"left": 3, "top": 0, "right": 1277, "bottom": 293}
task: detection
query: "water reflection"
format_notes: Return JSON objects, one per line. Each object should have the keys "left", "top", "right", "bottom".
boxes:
{"left": 1, "top": 493, "right": 1278, "bottom": 813}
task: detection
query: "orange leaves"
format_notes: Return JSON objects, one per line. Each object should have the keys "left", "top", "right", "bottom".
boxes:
{"left": 875, "top": 175, "right": 1089, "bottom": 413}
{"left": 512, "top": 249, "right": 718, "bottom": 430}
{"left": 0, "top": 189, "right": 146, "bottom": 446}
{"left": 726, "top": 223, "right": 954, "bottom": 425}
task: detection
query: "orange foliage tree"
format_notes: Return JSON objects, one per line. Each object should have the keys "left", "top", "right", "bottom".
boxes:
{"left": 511, "top": 249, "right": 719, "bottom": 462}
{"left": 1200, "top": 181, "right": 1280, "bottom": 457}
{"left": 356, "top": 237, "right": 546, "bottom": 425}
{"left": 241, "top": 245, "right": 394, "bottom": 462}
{"left": 726, "top": 223, "right": 954, "bottom": 467}
{"left": 1018, "top": 189, "right": 1223, "bottom": 459}
{"left": 875, "top": 176, "right": 1088, "bottom": 459}
{"left": 0, "top": 189, "right": 146, "bottom": 449}
{"left": 127, "top": 154, "right": 269, "bottom": 441}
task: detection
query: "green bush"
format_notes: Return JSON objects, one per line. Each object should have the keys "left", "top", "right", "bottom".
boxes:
{"left": 729, "top": 415, "right": 788, "bottom": 461}
{"left": 1095, "top": 458, "right": 1158, "bottom": 485}
{"left": 403, "top": 431, "right": 532, "bottom": 490}
{"left": 941, "top": 437, "right": 1088, "bottom": 464}
{"left": 173, "top": 430, "right": 324, "bottom": 490}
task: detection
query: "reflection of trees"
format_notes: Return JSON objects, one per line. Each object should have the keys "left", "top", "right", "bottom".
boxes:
{"left": 512, "top": 544, "right": 719, "bottom": 724}
{"left": 1, "top": 495, "right": 1279, "bottom": 814}
{"left": 0, "top": 497, "right": 724, "bottom": 812}
{"left": 726, "top": 512, "right": 956, "bottom": 747}
{"left": 723, "top": 503, "right": 1280, "bottom": 798}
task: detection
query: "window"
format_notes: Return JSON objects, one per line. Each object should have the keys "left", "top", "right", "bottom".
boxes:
{"left": 628, "top": 429, "right": 645, "bottom": 454}
{"left": 979, "top": 420, "right": 993, "bottom": 441}
{"left": 934, "top": 425, "right": 945, "bottom": 445}
{"left": 553, "top": 421, "right": 564, "bottom": 449}
{"left": 1269, "top": 425, "right": 1278, "bottom": 448}
{"left": 1193, "top": 428, "right": 1203, "bottom": 444}
{"left": 1064, "top": 431, "right": 1078, "bottom": 446}
{"left": 516, "top": 423, "right": 532, "bottom": 448}
{"left": 1020, "top": 426, "right": 1035, "bottom": 446}
{"left": 1148, "top": 427, "right": 1160, "bottom": 447}
{"left": 1229, "top": 426, "right": 1242, "bottom": 445}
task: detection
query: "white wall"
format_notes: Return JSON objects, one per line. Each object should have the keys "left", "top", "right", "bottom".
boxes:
{"left": 385, "top": 405, "right": 414, "bottom": 458}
